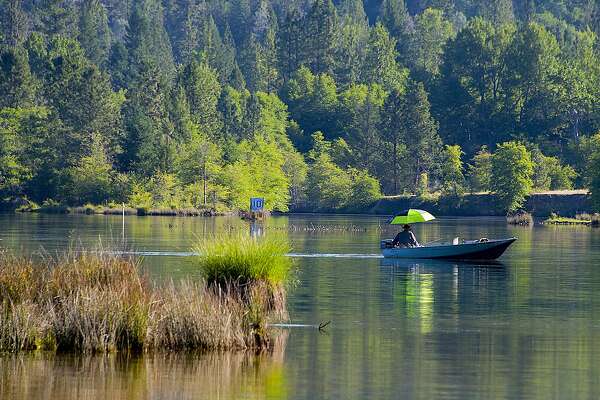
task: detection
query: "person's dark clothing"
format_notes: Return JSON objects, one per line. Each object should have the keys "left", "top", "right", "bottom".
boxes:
{"left": 392, "top": 230, "right": 420, "bottom": 248}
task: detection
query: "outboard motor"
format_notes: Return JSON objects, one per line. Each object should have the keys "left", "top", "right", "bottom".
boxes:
{"left": 380, "top": 239, "right": 394, "bottom": 249}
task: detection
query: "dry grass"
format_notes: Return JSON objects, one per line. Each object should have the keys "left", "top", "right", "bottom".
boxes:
{"left": 506, "top": 212, "right": 533, "bottom": 226}
{"left": 0, "top": 246, "right": 287, "bottom": 353}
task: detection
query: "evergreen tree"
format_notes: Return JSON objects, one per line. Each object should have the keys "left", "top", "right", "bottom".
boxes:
{"left": 218, "top": 86, "right": 249, "bottom": 141}
{"left": 378, "top": 0, "right": 413, "bottom": 62}
{"left": 362, "top": 23, "right": 408, "bottom": 91}
{"left": 125, "top": 0, "right": 175, "bottom": 85}
{"left": 78, "top": 0, "right": 111, "bottom": 67}
{"left": 411, "top": 8, "right": 455, "bottom": 79}
{"left": 180, "top": 58, "right": 223, "bottom": 137}
{"left": 478, "top": 0, "right": 515, "bottom": 26}
{"left": 230, "top": 0, "right": 252, "bottom": 46}
{"left": 66, "top": 133, "right": 116, "bottom": 204}
{"left": 379, "top": 87, "right": 408, "bottom": 194}
{"left": 334, "top": 10, "right": 369, "bottom": 88}
{"left": 401, "top": 80, "right": 443, "bottom": 190}
{"left": 0, "top": 0, "right": 29, "bottom": 46}
{"left": 305, "top": 0, "right": 338, "bottom": 74}
{"left": 339, "top": 83, "right": 386, "bottom": 173}
{"left": 34, "top": 0, "right": 79, "bottom": 38}
{"left": 123, "top": 60, "right": 173, "bottom": 174}
{"left": 0, "top": 45, "right": 37, "bottom": 108}
{"left": 277, "top": 9, "right": 304, "bottom": 83}
{"left": 338, "top": 0, "right": 368, "bottom": 23}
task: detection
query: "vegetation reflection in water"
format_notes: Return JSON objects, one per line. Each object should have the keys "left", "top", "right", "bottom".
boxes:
{"left": 0, "top": 332, "right": 289, "bottom": 400}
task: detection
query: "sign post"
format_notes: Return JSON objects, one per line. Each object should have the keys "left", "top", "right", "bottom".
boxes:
{"left": 244, "top": 197, "right": 266, "bottom": 221}
{"left": 250, "top": 197, "right": 265, "bottom": 212}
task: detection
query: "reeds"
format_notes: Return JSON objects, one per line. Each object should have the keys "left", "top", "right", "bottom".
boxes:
{"left": 0, "top": 242, "right": 289, "bottom": 353}
{"left": 506, "top": 211, "right": 533, "bottom": 226}
{"left": 576, "top": 213, "right": 600, "bottom": 227}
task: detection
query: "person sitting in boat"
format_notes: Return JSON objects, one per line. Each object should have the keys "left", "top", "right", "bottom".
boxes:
{"left": 392, "top": 224, "right": 420, "bottom": 248}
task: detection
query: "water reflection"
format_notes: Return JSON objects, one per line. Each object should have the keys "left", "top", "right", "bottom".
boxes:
{"left": 1, "top": 332, "right": 289, "bottom": 400}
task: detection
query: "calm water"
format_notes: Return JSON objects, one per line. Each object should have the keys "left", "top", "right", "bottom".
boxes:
{"left": 1, "top": 213, "right": 600, "bottom": 399}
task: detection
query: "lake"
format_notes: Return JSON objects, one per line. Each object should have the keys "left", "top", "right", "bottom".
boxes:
{"left": 1, "top": 213, "right": 600, "bottom": 399}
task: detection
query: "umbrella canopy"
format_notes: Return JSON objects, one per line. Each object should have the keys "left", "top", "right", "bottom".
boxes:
{"left": 389, "top": 209, "right": 436, "bottom": 225}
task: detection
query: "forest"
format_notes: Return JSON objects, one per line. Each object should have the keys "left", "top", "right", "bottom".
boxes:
{"left": 0, "top": 0, "right": 599, "bottom": 213}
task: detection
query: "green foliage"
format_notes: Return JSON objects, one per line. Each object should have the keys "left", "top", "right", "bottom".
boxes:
{"left": 193, "top": 235, "right": 293, "bottom": 287}
{"left": 467, "top": 146, "right": 492, "bottom": 192}
{"left": 411, "top": 8, "right": 455, "bottom": 78}
{"left": 220, "top": 136, "right": 291, "bottom": 212}
{"left": 348, "top": 168, "right": 382, "bottom": 209}
{"left": 128, "top": 182, "right": 153, "bottom": 209}
{"left": 1, "top": 1, "right": 600, "bottom": 212}
{"left": 305, "top": 132, "right": 381, "bottom": 210}
{"left": 66, "top": 134, "right": 120, "bottom": 205}
{"left": 0, "top": 108, "right": 33, "bottom": 199}
{"left": 587, "top": 134, "right": 600, "bottom": 211}
{"left": 491, "top": 141, "right": 534, "bottom": 212}
{"left": 532, "top": 148, "right": 576, "bottom": 190}
{"left": 441, "top": 144, "right": 465, "bottom": 196}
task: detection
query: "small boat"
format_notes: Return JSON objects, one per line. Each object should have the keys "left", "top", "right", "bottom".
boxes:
{"left": 381, "top": 237, "right": 517, "bottom": 260}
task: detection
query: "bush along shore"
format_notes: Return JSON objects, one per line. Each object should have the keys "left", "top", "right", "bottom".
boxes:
{"left": 543, "top": 213, "right": 600, "bottom": 226}
{"left": 0, "top": 237, "right": 292, "bottom": 353}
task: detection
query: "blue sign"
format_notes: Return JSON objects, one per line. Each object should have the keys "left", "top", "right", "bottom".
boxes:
{"left": 250, "top": 197, "right": 265, "bottom": 212}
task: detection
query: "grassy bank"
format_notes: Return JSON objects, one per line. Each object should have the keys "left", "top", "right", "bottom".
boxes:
{"left": 0, "top": 238, "right": 290, "bottom": 353}
{"left": 543, "top": 213, "right": 600, "bottom": 226}
{"left": 12, "top": 201, "right": 227, "bottom": 217}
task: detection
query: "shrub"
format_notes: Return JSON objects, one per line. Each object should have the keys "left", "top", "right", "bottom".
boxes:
{"left": 506, "top": 211, "right": 533, "bottom": 226}
{"left": 348, "top": 168, "right": 382, "bottom": 209}
{"left": 491, "top": 142, "right": 534, "bottom": 213}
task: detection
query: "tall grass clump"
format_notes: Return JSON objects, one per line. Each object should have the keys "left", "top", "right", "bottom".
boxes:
{"left": 0, "top": 243, "right": 289, "bottom": 353}
{"left": 506, "top": 211, "right": 533, "bottom": 226}
{"left": 194, "top": 236, "right": 292, "bottom": 288}
{"left": 192, "top": 236, "right": 293, "bottom": 330}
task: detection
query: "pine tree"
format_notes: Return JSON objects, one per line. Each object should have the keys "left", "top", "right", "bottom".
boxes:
{"left": 180, "top": 58, "right": 223, "bottom": 137}
{"left": 379, "top": 87, "right": 407, "bottom": 193}
{"left": 362, "top": 23, "right": 407, "bottom": 91}
{"left": 0, "top": 45, "right": 36, "bottom": 108}
{"left": 78, "top": 0, "right": 111, "bottom": 67}
{"left": 1, "top": 0, "right": 29, "bottom": 46}
{"left": 402, "top": 80, "right": 442, "bottom": 190}
{"left": 230, "top": 0, "right": 252, "bottom": 46}
{"left": 34, "top": 0, "right": 79, "bottom": 38}
{"left": 479, "top": 0, "right": 515, "bottom": 26}
{"left": 123, "top": 60, "right": 173, "bottom": 174}
{"left": 378, "top": 0, "right": 413, "bottom": 62}
{"left": 125, "top": 0, "right": 175, "bottom": 85}
{"left": 334, "top": 15, "right": 369, "bottom": 88}
{"left": 338, "top": 0, "right": 368, "bottom": 23}
{"left": 218, "top": 86, "right": 249, "bottom": 141}
{"left": 277, "top": 9, "right": 304, "bottom": 83}
{"left": 305, "top": 0, "right": 338, "bottom": 75}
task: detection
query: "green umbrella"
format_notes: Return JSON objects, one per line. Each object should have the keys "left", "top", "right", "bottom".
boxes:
{"left": 388, "top": 209, "right": 436, "bottom": 225}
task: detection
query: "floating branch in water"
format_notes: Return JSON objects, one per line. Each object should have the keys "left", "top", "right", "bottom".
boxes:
{"left": 266, "top": 321, "right": 331, "bottom": 332}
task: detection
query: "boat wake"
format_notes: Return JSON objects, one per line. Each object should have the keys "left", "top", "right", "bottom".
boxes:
{"left": 112, "top": 251, "right": 383, "bottom": 259}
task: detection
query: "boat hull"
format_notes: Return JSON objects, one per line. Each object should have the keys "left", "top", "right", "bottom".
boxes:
{"left": 382, "top": 238, "right": 517, "bottom": 260}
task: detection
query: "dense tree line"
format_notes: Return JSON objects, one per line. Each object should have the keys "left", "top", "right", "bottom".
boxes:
{"left": 1, "top": 0, "right": 599, "bottom": 212}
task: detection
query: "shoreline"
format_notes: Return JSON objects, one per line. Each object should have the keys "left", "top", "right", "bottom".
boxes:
{"left": 1, "top": 190, "right": 594, "bottom": 218}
